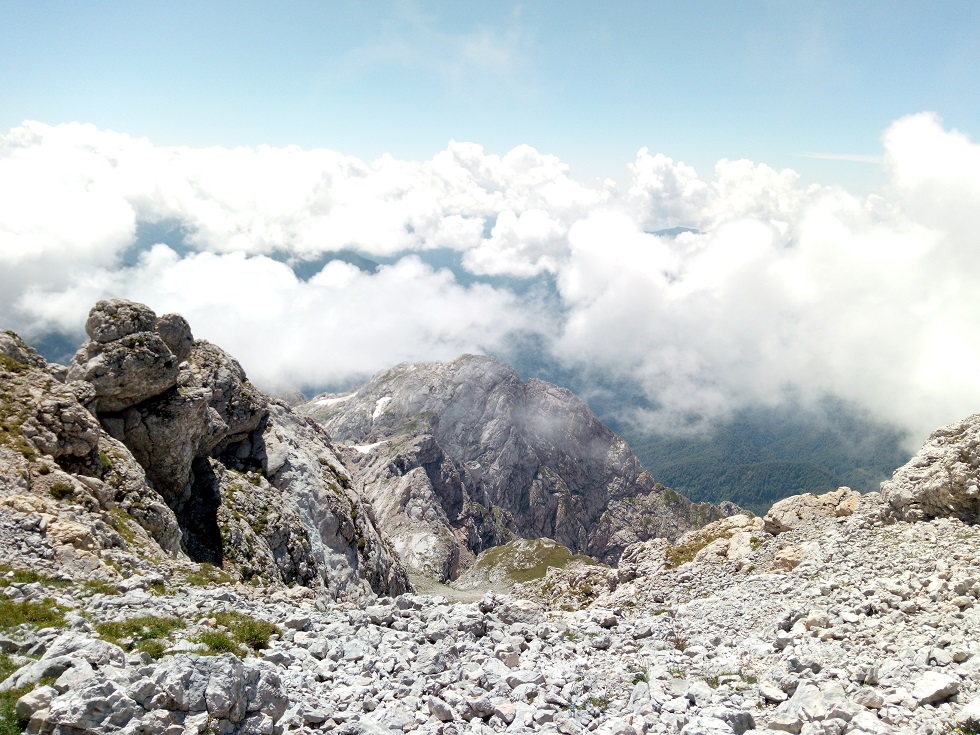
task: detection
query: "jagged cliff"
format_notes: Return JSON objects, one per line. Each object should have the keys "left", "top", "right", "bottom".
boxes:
{"left": 0, "top": 300, "right": 409, "bottom": 599}
{"left": 301, "top": 355, "right": 733, "bottom": 579}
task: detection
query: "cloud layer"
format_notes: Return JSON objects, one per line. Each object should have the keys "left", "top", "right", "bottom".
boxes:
{"left": 1, "top": 114, "right": 978, "bottom": 444}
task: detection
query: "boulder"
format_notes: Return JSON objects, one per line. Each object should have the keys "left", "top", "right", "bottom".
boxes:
{"left": 84, "top": 299, "right": 157, "bottom": 343}
{"left": 763, "top": 487, "right": 861, "bottom": 535}
{"left": 911, "top": 671, "right": 959, "bottom": 705}
{"left": 881, "top": 413, "right": 980, "bottom": 522}
{"left": 155, "top": 312, "right": 194, "bottom": 362}
{"left": 770, "top": 545, "right": 804, "bottom": 573}
{"left": 68, "top": 331, "right": 181, "bottom": 413}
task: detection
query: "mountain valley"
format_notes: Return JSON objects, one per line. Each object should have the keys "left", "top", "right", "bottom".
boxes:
{"left": 0, "top": 300, "right": 979, "bottom": 735}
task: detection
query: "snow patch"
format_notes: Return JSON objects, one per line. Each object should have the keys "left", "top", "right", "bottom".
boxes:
{"left": 352, "top": 440, "right": 389, "bottom": 454}
{"left": 313, "top": 392, "right": 356, "bottom": 407}
{"left": 372, "top": 396, "right": 392, "bottom": 420}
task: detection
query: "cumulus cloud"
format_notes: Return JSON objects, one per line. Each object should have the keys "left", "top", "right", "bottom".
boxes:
{"left": 1, "top": 113, "right": 979, "bottom": 445}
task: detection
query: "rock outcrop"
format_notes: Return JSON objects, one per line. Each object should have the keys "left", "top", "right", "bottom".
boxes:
{"left": 302, "top": 355, "right": 731, "bottom": 579}
{"left": 880, "top": 412, "right": 980, "bottom": 523}
{"left": 762, "top": 486, "right": 860, "bottom": 535}
{"left": 1, "top": 299, "right": 409, "bottom": 600}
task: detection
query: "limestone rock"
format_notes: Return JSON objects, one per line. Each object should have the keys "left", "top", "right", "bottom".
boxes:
{"left": 956, "top": 697, "right": 980, "bottom": 729}
{"left": 84, "top": 298, "right": 157, "bottom": 343}
{"left": 155, "top": 312, "right": 194, "bottom": 362}
{"left": 3, "top": 302, "right": 410, "bottom": 600}
{"left": 881, "top": 412, "right": 980, "bottom": 522}
{"left": 763, "top": 487, "right": 861, "bottom": 535}
{"left": 15, "top": 684, "right": 56, "bottom": 721}
{"left": 672, "top": 514, "right": 765, "bottom": 567}
{"left": 305, "top": 355, "right": 731, "bottom": 579}
{"left": 911, "top": 671, "right": 959, "bottom": 705}
{"left": 68, "top": 331, "right": 181, "bottom": 413}
{"left": 0, "top": 330, "right": 48, "bottom": 371}
{"left": 770, "top": 545, "right": 804, "bottom": 572}
{"left": 66, "top": 300, "right": 201, "bottom": 414}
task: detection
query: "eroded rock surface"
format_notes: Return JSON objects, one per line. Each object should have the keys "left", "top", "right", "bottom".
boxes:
{"left": 2, "top": 300, "right": 409, "bottom": 600}
{"left": 763, "top": 487, "right": 860, "bottom": 535}
{"left": 880, "top": 412, "right": 980, "bottom": 523}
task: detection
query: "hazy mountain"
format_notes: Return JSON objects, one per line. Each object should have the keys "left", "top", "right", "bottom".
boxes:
{"left": 300, "top": 355, "right": 732, "bottom": 579}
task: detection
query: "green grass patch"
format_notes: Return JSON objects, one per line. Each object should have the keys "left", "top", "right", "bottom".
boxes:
{"left": 471, "top": 538, "right": 596, "bottom": 584}
{"left": 80, "top": 580, "right": 117, "bottom": 596}
{"left": 147, "top": 581, "right": 166, "bottom": 596}
{"left": 587, "top": 695, "right": 610, "bottom": 713}
{"left": 107, "top": 508, "right": 138, "bottom": 546}
{"left": 0, "top": 682, "right": 31, "bottom": 735}
{"left": 0, "top": 355, "right": 28, "bottom": 374}
{"left": 0, "top": 566, "right": 68, "bottom": 589}
{"left": 184, "top": 563, "right": 233, "bottom": 586}
{"left": 0, "top": 598, "right": 67, "bottom": 631}
{"left": 211, "top": 611, "right": 280, "bottom": 651}
{"left": 0, "top": 396, "right": 35, "bottom": 461}
{"left": 95, "top": 615, "right": 185, "bottom": 659}
{"left": 664, "top": 527, "right": 730, "bottom": 568}
{"left": 194, "top": 630, "right": 238, "bottom": 655}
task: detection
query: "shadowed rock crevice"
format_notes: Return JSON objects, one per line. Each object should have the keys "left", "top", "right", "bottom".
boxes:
{"left": 180, "top": 457, "right": 224, "bottom": 565}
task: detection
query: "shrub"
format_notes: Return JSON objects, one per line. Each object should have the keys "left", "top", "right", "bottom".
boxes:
{"left": 49, "top": 482, "right": 74, "bottom": 500}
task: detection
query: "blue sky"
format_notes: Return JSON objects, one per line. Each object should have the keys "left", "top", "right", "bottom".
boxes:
{"left": 3, "top": 1, "right": 978, "bottom": 189}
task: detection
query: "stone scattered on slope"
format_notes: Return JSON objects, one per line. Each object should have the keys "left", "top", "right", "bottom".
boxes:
{"left": 763, "top": 487, "right": 860, "bottom": 535}
{"left": 3, "top": 483, "right": 979, "bottom": 735}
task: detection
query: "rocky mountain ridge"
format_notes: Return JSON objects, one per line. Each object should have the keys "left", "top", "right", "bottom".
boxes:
{"left": 1, "top": 300, "right": 408, "bottom": 600}
{"left": 299, "top": 356, "right": 733, "bottom": 581}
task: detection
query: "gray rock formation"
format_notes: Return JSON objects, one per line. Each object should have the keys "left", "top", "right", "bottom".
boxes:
{"left": 762, "top": 486, "right": 860, "bottom": 535}
{"left": 303, "top": 355, "right": 730, "bottom": 579}
{"left": 67, "top": 299, "right": 183, "bottom": 413}
{"left": 0, "top": 330, "right": 48, "bottom": 371}
{"left": 1, "top": 300, "right": 410, "bottom": 600}
{"left": 880, "top": 412, "right": 980, "bottom": 522}
{"left": 5, "top": 338, "right": 980, "bottom": 735}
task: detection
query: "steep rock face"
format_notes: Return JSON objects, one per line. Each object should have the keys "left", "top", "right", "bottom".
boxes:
{"left": 304, "top": 355, "right": 729, "bottom": 578}
{"left": 0, "top": 300, "right": 410, "bottom": 599}
{"left": 880, "top": 412, "right": 980, "bottom": 523}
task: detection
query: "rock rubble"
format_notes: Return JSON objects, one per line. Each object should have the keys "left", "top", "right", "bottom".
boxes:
{"left": 4, "top": 489, "right": 980, "bottom": 735}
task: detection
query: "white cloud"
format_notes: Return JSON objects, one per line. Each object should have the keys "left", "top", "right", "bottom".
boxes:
{"left": 2, "top": 113, "right": 980, "bottom": 446}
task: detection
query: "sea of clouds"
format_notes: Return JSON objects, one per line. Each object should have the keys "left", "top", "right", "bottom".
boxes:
{"left": 1, "top": 112, "right": 977, "bottom": 445}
